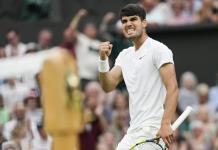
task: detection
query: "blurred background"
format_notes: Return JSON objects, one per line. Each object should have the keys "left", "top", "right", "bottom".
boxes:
{"left": 0, "top": 0, "right": 218, "bottom": 150}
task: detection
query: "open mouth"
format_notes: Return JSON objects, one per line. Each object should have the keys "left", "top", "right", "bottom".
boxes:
{"left": 127, "top": 28, "right": 135, "bottom": 35}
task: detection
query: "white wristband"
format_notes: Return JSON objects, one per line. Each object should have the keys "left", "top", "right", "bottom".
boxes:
{"left": 98, "top": 57, "right": 110, "bottom": 73}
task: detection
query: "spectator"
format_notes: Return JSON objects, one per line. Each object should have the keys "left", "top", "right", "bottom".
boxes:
{"left": 59, "top": 9, "right": 87, "bottom": 59}
{"left": 183, "top": 0, "right": 199, "bottom": 19}
{"left": 196, "top": 83, "right": 210, "bottom": 106}
{"left": 0, "top": 47, "right": 6, "bottom": 59}
{"left": 3, "top": 102, "right": 33, "bottom": 141}
{"left": 8, "top": 122, "right": 32, "bottom": 150}
{"left": 189, "top": 116, "right": 215, "bottom": 150}
{"left": 214, "top": 128, "right": 218, "bottom": 150}
{"left": 32, "top": 121, "right": 52, "bottom": 150}
{"left": 209, "top": 72, "right": 218, "bottom": 111}
{"left": 2, "top": 141, "right": 20, "bottom": 150}
{"left": 0, "top": 94, "right": 10, "bottom": 124}
{"left": 98, "top": 130, "right": 115, "bottom": 150}
{"left": 191, "top": 105, "right": 216, "bottom": 149}
{"left": 96, "top": 142, "right": 110, "bottom": 150}
{"left": 23, "top": 89, "right": 42, "bottom": 124}
{"left": 4, "top": 29, "right": 27, "bottom": 57}
{"left": 75, "top": 21, "right": 101, "bottom": 90}
{"left": 0, "top": 124, "right": 7, "bottom": 149}
{"left": 109, "top": 111, "right": 128, "bottom": 146}
{"left": 178, "top": 71, "right": 199, "bottom": 112}
{"left": 25, "top": 42, "right": 38, "bottom": 54}
{"left": 210, "top": 1, "right": 218, "bottom": 23}
{"left": 139, "top": 0, "right": 173, "bottom": 26}
{"left": 188, "top": 120, "right": 209, "bottom": 150}
{"left": 79, "top": 81, "right": 107, "bottom": 150}
{"left": 195, "top": 0, "right": 214, "bottom": 23}
{"left": 59, "top": 27, "right": 77, "bottom": 59}
{"left": 194, "top": 83, "right": 216, "bottom": 118}
{"left": 0, "top": 78, "right": 29, "bottom": 112}
{"left": 37, "top": 29, "right": 53, "bottom": 51}
{"left": 99, "top": 12, "right": 116, "bottom": 42}
{"left": 169, "top": 129, "right": 189, "bottom": 150}
{"left": 168, "top": 0, "right": 195, "bottom": 26}
{"left": 65, "top": 9, "right": 102, "bottom": 90}
{"left": 112, "top": 91, "right": 129, "bottom": 112}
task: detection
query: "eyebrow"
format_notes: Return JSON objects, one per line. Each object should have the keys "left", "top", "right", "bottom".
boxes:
{"left": 121, "top": 18, "right": 127, "bottom": 23}
{"left": 121, "top": 16, "right": 139, "bottom": 23}
{"left": 130, "top": 16, "right": 138, "bottom": 21}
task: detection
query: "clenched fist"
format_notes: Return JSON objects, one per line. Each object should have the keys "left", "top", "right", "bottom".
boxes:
{"left": 99, "top": 41, "right": 113, "bottom": 60}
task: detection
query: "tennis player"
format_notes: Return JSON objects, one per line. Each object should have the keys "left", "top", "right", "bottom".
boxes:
{"left": 98, "top": 3, "right": 179, "bottom": 149}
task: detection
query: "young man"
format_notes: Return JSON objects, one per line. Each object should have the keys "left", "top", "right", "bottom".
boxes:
{"left": 99, "top": 3, "right": 179, "bottom": 150}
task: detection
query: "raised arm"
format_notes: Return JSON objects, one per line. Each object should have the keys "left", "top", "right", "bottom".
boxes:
{"left": 157, "top": 63, "right": 179, "bottom": 147}
{"left": 70, "top": 9, "right": 87, "bottom": 30}
{"left": 98, "top": 41, "right": 123, "bottom": 92}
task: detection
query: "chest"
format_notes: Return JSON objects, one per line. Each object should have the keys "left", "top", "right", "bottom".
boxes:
{"left": 122, "top": 53, "right": 155, "bottom": 78}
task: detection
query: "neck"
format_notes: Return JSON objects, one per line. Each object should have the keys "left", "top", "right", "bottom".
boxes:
{"left": 132, "top": 33, "right": 148, "bottom": 50}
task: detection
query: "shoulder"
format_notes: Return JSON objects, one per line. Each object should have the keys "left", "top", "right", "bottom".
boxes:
{"left": 150, "top": 38, "right": 170, "bottom": 51}
{"left": 210, "top": 86, "right": 218, "bottom": 92}
{"left": 118, "top": 46, "right": 134, "bottom": 57}
{"left": 77, "top": 33, "right": 87, "bottom": 41}
{"left": 149, "top": 38, "right": 173, "bottom": 57}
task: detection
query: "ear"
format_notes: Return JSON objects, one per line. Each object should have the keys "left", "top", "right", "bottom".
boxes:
{"left": 142, "top": 19, "right": 147, "bottom": 28}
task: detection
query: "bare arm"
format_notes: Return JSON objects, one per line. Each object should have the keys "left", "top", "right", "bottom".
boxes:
{"left": 99, "top": 66, "right": 123, "bottom": 92}
{"left": 157, "top": 63, "right": 179, "bottom": 147}
{"left": 99, "top": 12, "right": 115, "bottom": 41}
{"left": 70, "top": 9, "right": 87, "bottom": 30}
{"left": 160, "top": 63, "right": 179, "bottom": 126}
{"left": 99, "top": 41, "right": 123, "bottom": 92}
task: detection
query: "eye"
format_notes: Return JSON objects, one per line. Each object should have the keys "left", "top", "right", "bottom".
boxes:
{"left": 121, "top": 19, "right": 127, "bottom": 24}
{"left": 130, "top": 17, "right": 138, "bottom": 22}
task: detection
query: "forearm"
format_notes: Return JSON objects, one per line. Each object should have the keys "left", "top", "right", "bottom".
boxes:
{"left": 99, "top": 72, "right": 119, "bottom": 92}
{"left": 161, "top": 87, "right": 179, "bottom": 125}
{"left": 70, "top": 15, "right": 81, "bottom": 30}
{"left": 99, "top": 41, "right": 122, "bottom": 92}
{"left": 70, "top": 9, "right": 87, "bottom": 30}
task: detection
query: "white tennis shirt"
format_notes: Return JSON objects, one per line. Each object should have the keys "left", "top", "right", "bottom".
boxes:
{"left": 115, "top": 37, "right": 174, "bottom": 132}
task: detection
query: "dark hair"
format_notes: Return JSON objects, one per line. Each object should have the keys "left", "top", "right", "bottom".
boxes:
{"left": 6, "top": 29, "right": 20, "bottom": 35}
{"left": 212, "top": 7, "right": 218, "bottom": 14}
{"left": 119, "top": 4, "right": 146, "bottom": 20}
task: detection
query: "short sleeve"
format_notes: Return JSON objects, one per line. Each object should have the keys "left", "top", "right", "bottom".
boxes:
{"left": 153, "top": 45, "right": 174, "bottom": 69}
{"left": 115, "top": 52, "right": 123, "bottom": 68}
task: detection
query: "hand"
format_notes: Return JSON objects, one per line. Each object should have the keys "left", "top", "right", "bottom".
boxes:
{"left": 156, "top": 124, "right": 174, "bottom": 148}
{"left": 77, "top": 9, "right": 88, "bottom": 17}
{"left": 95, "top": 104, "right": 103, "bottom": 116}
{"left": 99, "top": 41, "right": 113, "bottom": 60}
{"left": 103, "top": 12, "right": 115, "bottom": 22}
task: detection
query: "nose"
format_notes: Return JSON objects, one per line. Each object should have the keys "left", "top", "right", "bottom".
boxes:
{"left": 126, "top": 20, "right": 132, "bottom": 26}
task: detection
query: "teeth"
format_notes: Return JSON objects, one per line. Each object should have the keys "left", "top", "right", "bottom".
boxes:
{"left": 127, "top": 29, "right": 134, "bottom": 34}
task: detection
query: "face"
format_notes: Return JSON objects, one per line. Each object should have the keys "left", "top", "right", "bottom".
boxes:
{"left": 183, "top": 77, "right": 195, "bottom": 90}
{"left": 38, "top": 30, "right": 52, "bottom": 47}
{"left": 83, "top": 23, "right": 97, "bottom": 39}
{"left": 6, "top": 31, "right": 19, "bottom": 46}
{"left": 121, "top": 16, "right": 146, "bottom": 40}
{"left": 63, "top": 27, "right": 76, "bottom": 43}
{"left": 26, "top": 98, "right": 37, "bottom": 110}
{"left": 114, "top": 93, "right": 127, "bottom": 110}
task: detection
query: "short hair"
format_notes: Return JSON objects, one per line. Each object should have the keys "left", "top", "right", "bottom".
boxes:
{"left": 119, "top": 4, "right": 146, "bottom": 20}
{"left": 6, "top": 29, "right": 20, "bottom": 36}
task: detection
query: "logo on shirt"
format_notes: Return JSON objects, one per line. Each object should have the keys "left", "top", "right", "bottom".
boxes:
{"left": 139, "top": 55, "right": 146, "bottom": 60}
